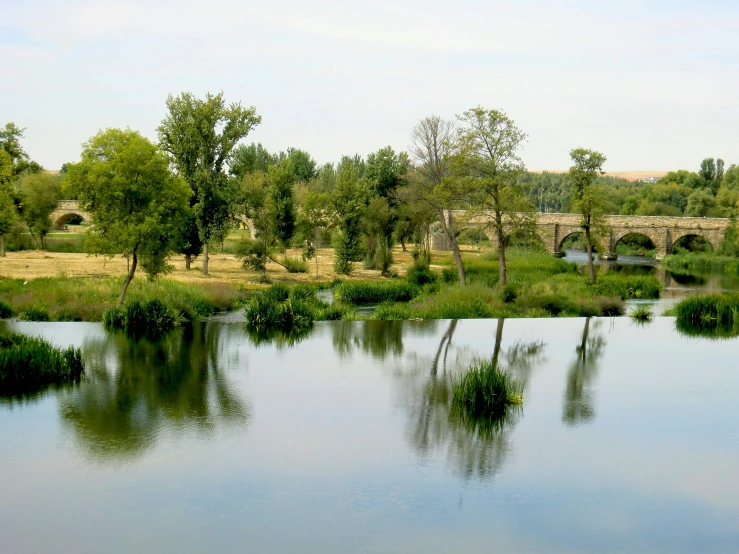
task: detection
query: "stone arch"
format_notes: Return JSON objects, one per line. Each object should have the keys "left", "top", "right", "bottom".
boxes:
{"left": 556, "top": 229, "right": 597, "bottom": 253}
{"left": 613, "top": 231, "right": 657, "bottom": 256}
{"left": 54, "top": 212, "right": 87, "bottom": 229}
{"left": 670, "top": 232, "right": 716, "bottom": 253}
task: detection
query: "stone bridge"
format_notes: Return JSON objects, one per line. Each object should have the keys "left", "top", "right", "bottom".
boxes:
{"left": 440, "top": 211, "right": 731, "bottom": 260}
{"left": 51, "top": 200, "right": 90, "bottom": 229}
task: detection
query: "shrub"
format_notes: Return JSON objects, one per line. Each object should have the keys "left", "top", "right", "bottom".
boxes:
{"left": 282, "top": 256, "right": 308, "bottom": 273}
{"left": 0, "top": 301, "right": 13, "bottom": 319}
{"left": 103, "top": 300, "right": 176, "bottom": 340}
{"left": 452, "top": 359, "right": 523, "bottom": 420}
{"left": 335, "top": 281, "right": 418, "bottom": 304}
{"left": 24, "top": 308, "right": 50, "bottom": 322}
{"left": 0, "top": 333, "right": 84, "bottom": 395}
{"left": 406, "top": 265, "right": 437, "bottom": 287}
{"left": 235, "top": 238, "right": 268, "bottom": 272}
{"left": 500, "top": 284, "right": 517, "bottom": 304}
{"left": 596, "top": 297, "right": 625, "bottom": 317}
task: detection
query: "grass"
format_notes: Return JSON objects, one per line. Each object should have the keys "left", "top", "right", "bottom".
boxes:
{"left": 0, "top": 276, "right": 246, "bottom": 322}
{"left": 0, "top": 333, "right": 84, "bottom": 395}
{"left": 452, "top": 359, "right": 524, "bottom": 424}
{"left": 103, "top": 300, "right": 177, "bottom": 340}
{"left": 663, "top": 253, "right": 739, "bottom": 276}
{"left": 0, "top": 301, "right": 13, "bottom": 319}
{"left": 673, "top": 294, "right": 739, "bottom": 337}
{"left": 629, "top": 305, "right": 654, "bottom": 322}
{"left": 334, "top": 281, "right": 419, "bottom": 304}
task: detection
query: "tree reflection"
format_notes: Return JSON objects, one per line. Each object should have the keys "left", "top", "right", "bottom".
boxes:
{"left": 59, "top": 323, "right": 249, "bottom": 462}
{"left": 403, "top": 319, "right": 545, "bottom": 480}
{"left": 331, "top": 320, "right": 438, "bottom": 360}
{"left": 562, "top": 317, "right": 605, "bottom": 426}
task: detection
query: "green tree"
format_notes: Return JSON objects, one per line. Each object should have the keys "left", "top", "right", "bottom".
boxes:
{"left": 0, "top": 123, "right": 43, "bottom": 176}
{"left": 331, "top": 160, "right": 365, "bottom": 274}
{"left": 66, "top": 129, "right": 191, "bottom": 306}
{"left": 569, "top": 148, "right": 607, "bottom": 284}
{"left": 297, "top": 190, "right": 334, "bottom": 277}
{"left": 19, "top": 173, "right": 62, "bottom": 250}
{"left": 229, "top": 142, "right": 277, "bottom": 178}
{"left": 409, "top": 116, "right": 468, "bottom": 284}
{"left": 457, "top": 107, "right": 532, "bottom": 287}
{"left": 685, "top": 188, "right": 716, "bottom": 217}
{"left": 158, "top": 92, "right": 261, "bottom": 275}
{"left": 283, "top": 148, "right": 317, "bottom": 182}
{"left": 0, "top": 150, "right": 17, "bottom": 256}
{"left": 267, "top": 160, "right": 297, "bottom": 245}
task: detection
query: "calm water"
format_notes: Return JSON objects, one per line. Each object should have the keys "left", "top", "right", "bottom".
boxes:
{"left": 1, "top": 318, "right": 738, "bottom": 553}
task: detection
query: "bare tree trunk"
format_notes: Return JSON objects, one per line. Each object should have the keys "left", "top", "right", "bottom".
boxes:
{"left": 401, "top": 237, "right": 406, "bottom": 252}
{"left": 584, "top": 224, "right": 596, "bottom": 284}
{"left": 493, "top": 318, "right": 504, "bottom": 366}
{"left": 439, "top": 209, "right": 466, "bottom": 285}
{"left": 495, "top": 212, "right": 507, "bottom": 286}
{"left": 0, "top": 234, "right": 4, "bottom": 257}
{"left": 185, "top": 254, "right": 191, "bottom": 270}
{"left": 202, "top": 243, "right": 209, "bottom": 276}
{"left": 117, "top": 250, "right": 138, "bottom": 307}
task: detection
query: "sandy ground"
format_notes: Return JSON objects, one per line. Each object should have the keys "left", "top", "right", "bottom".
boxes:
{"left": 0, "top": 247, "right": 464, "bottom": 286}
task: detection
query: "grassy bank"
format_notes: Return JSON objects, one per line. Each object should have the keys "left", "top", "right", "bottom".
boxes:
{"left": 663, "top": 253, "right": 739, "bottom": 276}
{"left": 0, "top": 276, "right": 246, "bottom": 322}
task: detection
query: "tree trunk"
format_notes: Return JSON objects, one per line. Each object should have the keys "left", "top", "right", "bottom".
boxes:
{"left": 185, "top": 254, "right": 191, "bottom": 270}
{"left": 584, "top": 224, "right": 596, "bottom": 284}
{"left": 493, "top": 318, "right": 504, "bottom": 367}
{"left": 0, "top": 234, "right": 4, "bottom": 257}
{"left": 117, "top": 250, "right": 138, "bottom": 307}
{"left": 401, "top": 238, "right": 406, "bottom": 252}
{"left": 579, "top": 317, "right": 591, "bottom": 361}
{"left": 496, "top": 213, "right": 507, "bottom": 287}
{"left": 202, "top": 243, "right": 209, "bottom": 276}
{"left": 439, "top": 209, "right": 465, "bottom": 285}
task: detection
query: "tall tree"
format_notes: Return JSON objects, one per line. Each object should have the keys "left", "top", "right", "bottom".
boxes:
{"left": 569, "top": 148, "right": 607, "bottom": 284}
{"left": 66, "top": 129, "right": 191, "bottom": 306}
{"left": 456, "top": 107, "right": 531, "bottom": 287}
{"left": 331, "top": 159, "right": 365, "bottom": 274}
{"left": 408, "top": 116, "right": 468, "bottom": 284}
{"left": 0, "top": 123, "right": 43, "bottom": 176}
{"left": 19, "top": 173, "right": 62, "bottom": 250}
{"left": 267, "top": 160, "right": 297, "bottom": 245}
{"left": 229, "top": 142, "right": 277, "bottom": 178}
{"left": 0, "top": 150, "right": 16, "bottom": 256}
{"left": 158, "top": 92, "right": 261, "bottom": 275}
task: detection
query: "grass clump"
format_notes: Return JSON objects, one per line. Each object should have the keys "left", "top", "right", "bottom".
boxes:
{"left": 0, "top": 333, "right": 84, "bottom": 395}
{"left": 664, "top": 253, "right": 739, "bottom": 276}
{"left": 452, "top": 359, "right": 524, "bottom": 420}
{"left": 0, "top": 301, "right": 13, "bottom": 319}
{"left": 335, "top": 281, "right": 418, "bottom": 304}
{"left": 629, "top": 305, "right": 654, "bottom": 322}
{"left": 673, "top": 294, "right": 739, "bottom": 337}
{"left": 103, "top": 299, "right": 177, "bottom": 340}
{"left": 593, "top": 274, "right": 662, "bottom": 299}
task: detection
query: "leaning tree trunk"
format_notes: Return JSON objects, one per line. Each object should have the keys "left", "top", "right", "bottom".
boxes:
{"left": 0, "top": 234, "right": 5, "bottom": 257}
{"left": 185, "top": 254, "right": 191, "bottom": 270}
{"left": 439, "top": 209, "right": 466, "bottom": 285}
{"left": 495, "top": 212, "right": 508, "bottom": 287}
{"left": 117, "top": 250, "right": 138, "bottom": 307}
{"left": 202, "top": 244, "right": 209, "bottom": 276}
{"left": 493, "top": 318, "right": 505, "bottom": 366}
{"left": 584, "top": 223, "right": 596, "bottom": 284}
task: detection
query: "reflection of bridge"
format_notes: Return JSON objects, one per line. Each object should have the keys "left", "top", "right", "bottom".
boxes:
{"left": 438, "top": 211, "right": 731, "bottom": 260}
{"left": 52, "top": 200, "right": 90, "bottom": 229}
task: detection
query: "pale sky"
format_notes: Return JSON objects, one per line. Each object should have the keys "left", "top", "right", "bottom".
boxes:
{"left": 2, "top": 0, "right": 738, "bottom": 172}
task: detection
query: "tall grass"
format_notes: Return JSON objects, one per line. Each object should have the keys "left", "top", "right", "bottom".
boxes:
{"left": 334, "top": 281, "right": 419, "bottom": 304}
{"left": 103, "top": 300, "right": 177, "bottom": 340}
{"left": 629, "top": 305, "right": 654, "bottom": 322}
{"left": 0, "top": 333, "right": 84, "bottom": 395}
{"left": 452, "top": 359, "right": 524, "bottom": 419}
{"left": 673, "top": 294, "right": 739, "bottom": 337}
{"left": 663, "top": 253, "right": 739, "bottom": 276}
{"left": 0, "top": 301, "right": 13, "bottom": 319}
{"left": 593, "top": 274, "right": 662, "bottom": 299}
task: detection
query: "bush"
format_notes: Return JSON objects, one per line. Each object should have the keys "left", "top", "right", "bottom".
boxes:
{"left": 282, "top": 256, "right": 308, "bottom": 273}
{"left": 0, "top": 333, "right": 84, "bottom": 395}
{"left": 406, "top": 266, "right": 437, "bottom": 287}
{"left": 335, "top": 281, "right": 418, "bottom": 304}
{"left": 0, "top": 301, "right": 13, "bottom": 319}
{"left": 235, "top": 239, "right": 267, "bottom": 272}
{"left": 103, "top": 299, "right": 176, "bottom": 340}
{"left": 24, "top": 308, "right": 50, "bottom": 322}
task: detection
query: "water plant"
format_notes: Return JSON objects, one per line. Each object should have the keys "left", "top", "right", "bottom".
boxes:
{"left": 103, "top": 299, "right": 177, "bottom": 340}
{"left": 629, "top": 305, "right": 653, "bottom": 322}
{"left": 673, "top": 294, "right": 739, "bottom": 337}
{"left": 334, "top": 281, "right": 418, "bottom": 304}
{"left": 0, "top": 333, "right": 84, "bottom": 395}
{"left": 452, "top": 359, "right": 524, "bottom": 421}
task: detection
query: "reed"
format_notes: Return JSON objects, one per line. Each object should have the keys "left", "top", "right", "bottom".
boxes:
{"left": 629, "top": 305, "right": 654, "bottom": 322}
{"left": 103, "top": 299, "right": 177, "bottom": 340}
{"left": 0, "top": 333, "right": 84, "bottom": 395}
{"left": 673, "top": 294, "right": 739, "bottom": 337}
{"left": 452, "top": 359, "right": 524, "bottom": 420}
{"left": 334, "top": 281, "right": 418, "bottom": 304}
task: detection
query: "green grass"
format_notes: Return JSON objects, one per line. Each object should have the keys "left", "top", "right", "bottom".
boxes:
{"left": 103, "top": 300, "right": 177, "bottom": 340}
{"left": 629, "top": 305, "right": 654, "bottom": 322}
{"left": 452, "top": 359, "right": 524, "bottom": 419}
{"left": 0, "top": 301, "right": 13, "bottom": 319}
{"left": 0, "top": 333, "right": 84, "bottom": 395}
{"left": 334, "top": 281, "right": 419, "bottom": 304}
{"left": 0, "top": 276, "right": 246, "bottom": 322}
{"left": 663, "top": 253, "right": 739, "bottom": 276}
{"left": 673, "top": 294, "right": 739, "bottom": 337}
{"left": 592, "top": 274, "right": 662, "bottom": 300}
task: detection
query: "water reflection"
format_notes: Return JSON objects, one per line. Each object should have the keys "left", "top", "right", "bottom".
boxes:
{"left": 59, "top": 323, "right": 249, "bottom": 462}
{"left": 331, "top": 320, "right": 438, "bottom": 359}
{"left": 562, "top": 317, "right": 606, "bottom": 426}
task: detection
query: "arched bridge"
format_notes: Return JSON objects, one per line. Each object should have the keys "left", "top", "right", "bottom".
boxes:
{"left": 440, "top": 211, "right": 731, "bottom": 260}
{"left": 51, "top": 200, "right": 90, "bottom": 229}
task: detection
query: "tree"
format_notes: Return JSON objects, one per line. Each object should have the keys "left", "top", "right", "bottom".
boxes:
{"left": 297, "top": 190, "right": 333, "bottom": 277}
{"left": 267, "top": 160, "right": 296, "bottom": 245}
{"left": 456, "top": 107, "right": 532, "bottom": 287}
{"left": 0, "top": 123, "right": 43, "bottom": 176}
{"left": 331, "top": 160, "right": 365, "bottom": 274}
{"left": 0, "top": 150, "right": 17, "bottom": 256}
{"left": 685, "top": 188, "right": 716, "bottom": 217}
{"left": 569, "top": 148, "right": 607, "bottom": 284}
{"left": 283, "top": 148, "right": 317, "bottom": 182}
{"left": 19, "top": 173, "right": 62, "bottom": 250}
{"left": 66, "top": 129, "right": 191, "bottom": 306}
{"left": 409, "top": 116, "right": 468, "bottom": 284}
{"left": 229, "top": 142, "right": 277, "bottom": 178}
{"left": 158, "top": 92, "right": 261, "bottom": 275}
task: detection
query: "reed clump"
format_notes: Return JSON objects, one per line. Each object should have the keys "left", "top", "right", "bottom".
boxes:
{"left": 673, "top": 294, "right": 739, "bottom": 337}
{"left": 103, "top": 299, "right": 177, "bottom": 340}
{"left": 452, "top": 360, "right": 524, "bottom": 421}
{"left": 629, "top": 305, "right": 654, "bottom": 322}
{"left": 334, "top": 281, "right": 418, "bottom": 304}
{"left": 0, "top": 333, "right": 84, "bottom": 394}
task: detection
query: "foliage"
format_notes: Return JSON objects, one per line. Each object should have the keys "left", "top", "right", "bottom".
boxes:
{"left": 629, "top": 305, "right": 653, "bottom": 322}
{"left": 19, "top": 172, "right": 62, "bottom": 249}
{"left": 0, "top": 122, "right": 43, "bottom": 176}
{"left": 673, "top": 294, "right": 739, "bottom": 337}
{"left": 664, "top": 253, "right": 739, "bottom": 276}
{"left": 0, "top": 149, "right": 16, "bottom": 255}
{"left": 0, "top": 301, "right": 13, "bottom": 318}
{"left": 334, "top": 281, "right": 419, "bottom": 304}
{"left": 267, "top": 160, "right": 297, "bottom": 245}
{"left": 331, "top": 159, "right": 365, "bottom": 274}
{"left": 103, "top": 299, "right": 177, "bottom": 340}
{"left": 281, "top": 256, "right": 308, "bottom": 273}
{"left": 0, "top": 333, "right": 83, "bottom": 395}
{"left": 593, "top": 274, "right": 662, "bottom": 299}
{"left": 235, "top": 238, "right": 268, "bottom": 272}
{"left": 452, "top": 359, "right": 524, "bottom": 421}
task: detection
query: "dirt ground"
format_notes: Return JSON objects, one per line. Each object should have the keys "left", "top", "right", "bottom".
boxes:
{"left": 0, "top": 247, "right": 465, "bottom": 287}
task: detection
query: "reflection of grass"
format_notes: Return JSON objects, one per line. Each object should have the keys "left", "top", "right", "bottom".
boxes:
{"left": 0, "top": 333, "right": 84, "bottom": 395}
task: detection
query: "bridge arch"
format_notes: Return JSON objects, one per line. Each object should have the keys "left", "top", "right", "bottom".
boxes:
{"left": 613, "top": 232, "right": 657, "bottom": 257}
{"left": 671, "top": 232, "right": 716, "bottom": 253}
{"left": 53, "top": 212, "right": 87, "bottom": 229}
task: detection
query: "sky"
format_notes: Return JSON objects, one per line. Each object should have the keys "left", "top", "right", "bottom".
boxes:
{"left": 1, "top": 0, "right": 738, "bottom": 172}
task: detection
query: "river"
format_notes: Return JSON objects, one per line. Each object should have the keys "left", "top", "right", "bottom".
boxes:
{"left": 1, "top": 317, "right": 738, "bottom": 553}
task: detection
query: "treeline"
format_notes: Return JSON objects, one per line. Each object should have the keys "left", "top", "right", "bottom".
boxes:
{"left": 520, "top": 158, "right": 739, "bottom": 217}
